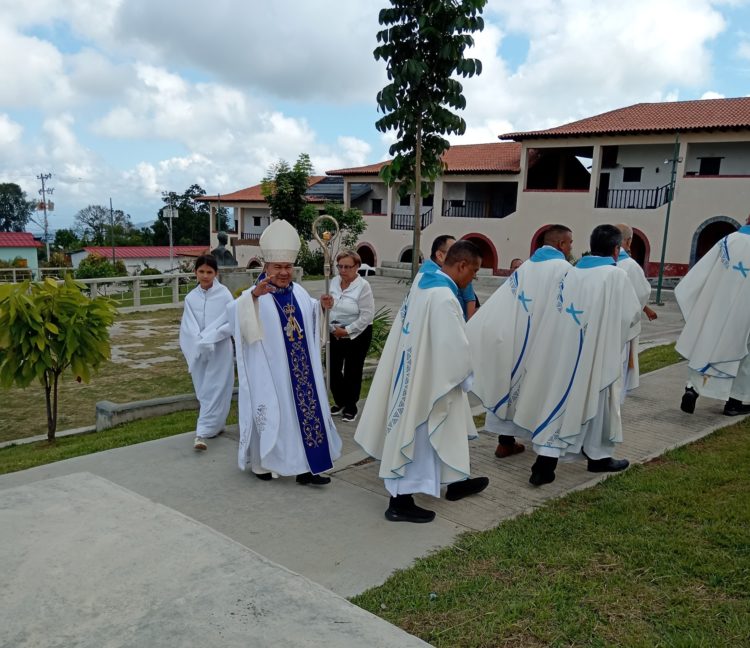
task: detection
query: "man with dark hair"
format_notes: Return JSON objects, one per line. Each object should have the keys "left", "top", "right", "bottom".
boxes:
{"left": 356, "top": 239, "right": 489, "bottom": 523}
{"left": 512, "top": 224, "right": 642, "bottom": 486}
{"left": 677, "top": 213, "right": 750, "bottom": 416}
{"left": 468, "top": 225, "right": 573, "bottom": 460}
{"left": 420, "top": 234, "right": 478, "bottom": 319}
{"left": 543, "top": 225, "right": 574, "bottom": 260}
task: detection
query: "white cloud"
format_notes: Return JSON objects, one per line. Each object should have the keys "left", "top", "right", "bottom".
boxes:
{"left": 738, "top": 40, "right": 750, "bottom": 61}
{"left": 701, "top": 90, "right": 726, "bottom": 99}
{"left": 0, "top": 113, "right": 22, "bottom": 147}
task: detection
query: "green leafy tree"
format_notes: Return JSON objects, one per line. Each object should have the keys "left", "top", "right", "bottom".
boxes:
{"left": 53, "top": 228, "right": 82, "bottom": 251}
{"left": 0, "top": 183, "right": 35, "bottom": 232}
{"left": 0, "top": 277, "right": 117, "bottom": 441}
{"left": 261, "top": 153, "right": 315, "bottom": 238}
{"left": 374, "top": 0, "right": 486, "bottom": 276}
{"left": 151, "top": 185, "right": 211, "bottom": 246}
{"left": 75, "top": 254, "right": 127, "bottom": 279}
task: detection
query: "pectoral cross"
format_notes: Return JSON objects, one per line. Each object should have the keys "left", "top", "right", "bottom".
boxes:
{"left": 283, "top": 304, "right": 303, "bottom": 341}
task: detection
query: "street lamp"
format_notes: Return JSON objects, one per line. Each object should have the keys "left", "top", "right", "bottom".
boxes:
{"left": 654, "top": 134, "right": 682, "bottom": 305}
{"left": 162, "top": 201, "right": 178, "bottom": 272}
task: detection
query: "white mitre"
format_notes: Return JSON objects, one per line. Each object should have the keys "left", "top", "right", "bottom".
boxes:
{"left": 260, "top": 219, "right": 300, "bottom": 263}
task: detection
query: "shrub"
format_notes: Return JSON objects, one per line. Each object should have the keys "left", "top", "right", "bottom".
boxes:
{"left": 139, "top": 267, "right": 162, "bottom": 276}
{"left": 75, "top": 254, "right": 127, "bottom": 279}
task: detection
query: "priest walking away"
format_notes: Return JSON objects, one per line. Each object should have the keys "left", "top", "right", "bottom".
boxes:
{"left": 355, "top": 240, "right": 489, "bottom": 523}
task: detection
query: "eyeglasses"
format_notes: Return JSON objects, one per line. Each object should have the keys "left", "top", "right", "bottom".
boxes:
{"left": 336, "top": 264, "right": 355, "bottom": 270}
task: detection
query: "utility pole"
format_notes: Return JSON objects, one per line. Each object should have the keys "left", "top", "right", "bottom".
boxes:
{"left": 655, "top": 134, "right": 682, "bottom": 305}
{"left": 109, "top": 197, "right": 116, "bottom": 266}
{"left": 162, "top": 197, "right": 178, "bottom": 272}
{"left": 36, "top": 173, "right": 54, "bottom": 260}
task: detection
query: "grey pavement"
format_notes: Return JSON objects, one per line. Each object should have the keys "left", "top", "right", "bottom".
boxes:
{"left": 2, "top": 276, "right": 730, "bottom": 648}
{"left": 0, "top": 472, "right": 429, "bottom": 648}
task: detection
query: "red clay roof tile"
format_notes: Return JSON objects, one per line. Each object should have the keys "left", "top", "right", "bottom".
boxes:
{"left": 500, "top": 97, "right": 750, "bottom": 140}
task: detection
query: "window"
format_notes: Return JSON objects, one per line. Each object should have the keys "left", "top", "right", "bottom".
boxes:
{"left": 698, "top": 157, "right": 722, "bottom": 176}
{"left": 399, "top": 195, "right": 410, "bottom": 207}
{"left": 371, "top": 198, "right": 382, "bottom": 214}
{"left": 622, "top": 167, "right": 642, "bottom": 183}
{"left": 253, "top": 217, "right": 261, "bottom": 227}
{"left": 422, "top": 194, "right": 434, "bottom": 207}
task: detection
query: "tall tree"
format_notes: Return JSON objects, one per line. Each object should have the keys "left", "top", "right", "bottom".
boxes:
{"left": 53, "top": 228, "right": 82, "bottom": 251}
{"left": 74, "top": 205, "right": 132, "bottom": 246}
{"left": 261, "top": 153, "right": 315, "bottom": 239}
{"left": 374, "top": 0, "right": 486, "bottom": 277}
{"left": 151, "top": 184, "right": 210, "bottom": 246}
{"left": 0, "top": 183, "right": 35, "bottom": 232}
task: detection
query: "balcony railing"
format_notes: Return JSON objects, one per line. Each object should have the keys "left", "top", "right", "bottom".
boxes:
{"left": 240, "top": 232, "right": 262, "bottom": 240}
{"left": 595, "top": 184, "right": 671, "bottom": 209}
{"left": 442, "top": 199, "right": 515, "bottom": 219}
{"left": 390, "top": 208, "right": 434, "bottom": 231}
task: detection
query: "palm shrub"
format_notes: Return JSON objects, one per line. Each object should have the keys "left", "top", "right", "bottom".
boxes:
{"left": 0, "top": 277, "right": 117, "bottom": 441}
{"left": 368, "top": 306, "right": 393, "bottom": 357}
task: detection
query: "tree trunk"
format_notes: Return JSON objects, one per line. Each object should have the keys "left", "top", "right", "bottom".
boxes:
{"left": 43, "top": 371, "right": 59, "bottom": 443}
{"left": 411, "top": 122, "right": 423, "bottom": 279}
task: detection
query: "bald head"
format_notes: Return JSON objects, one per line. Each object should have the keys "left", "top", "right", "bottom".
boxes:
{"left": 615, "top": 223, "right": 633, "bottom": 253}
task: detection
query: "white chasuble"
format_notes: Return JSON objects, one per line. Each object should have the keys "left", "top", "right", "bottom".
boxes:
{"left": 512, "top": 258, "right": 642, "bottom": 459}
{"left": 675, "top": 228, "right": 750, "bottom": 401}
{"left": 354, "top": 272, "right": 476, "bottom": 496}
{"left": 467, "top": 246, "right": 570, "bottom": 439}
{"left": 227, "top": 284, "right": 341, "bottom": 476}
{"left": 617, "top": 252, "right": 650, "bottom": 397}
{"left": 179, "top": 281, "right": 235, "bottom": 437}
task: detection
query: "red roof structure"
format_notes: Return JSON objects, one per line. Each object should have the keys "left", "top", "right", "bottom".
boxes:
{"left": 83, "top": 246, "right": 208, "bottom": 259}
{"left": 500, "top": 97, "right": 750, "bottom": 141}
{"left": 0, "top": 232, "right": 43, "bottom": 248}
{"left": 200, "top": 176, "right": 327, "bottom": 203}
{"left": 327, "top": 142, "right": 522, "bottom": 176}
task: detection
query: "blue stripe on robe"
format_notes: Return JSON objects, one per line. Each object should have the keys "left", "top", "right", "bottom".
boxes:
{"left": 270, "top": 284, "right": 333, "bottom": 474}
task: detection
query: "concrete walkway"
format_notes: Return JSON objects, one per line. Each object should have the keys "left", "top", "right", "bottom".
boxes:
{"left": 1, "top": 284, "right": 741, "bottom": 647}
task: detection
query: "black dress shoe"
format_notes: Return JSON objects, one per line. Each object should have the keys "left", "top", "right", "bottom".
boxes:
{"left": 384, "top": 495, "right": 435, "bottom": 523}
{"left": 723, "top": 398, "right": 750, "bottom": 416}
{"left": 587, "top": 457, "right": 630, "bottom": 473}
{"left": 255, "top": 472, "right": 273, "bottom": 481}
{"left": 445, "top": 476, "right": 489, "bottom": 501}
{"left": 296, "top": 472, "right": 331, "bottom": 486}
{"left": 529, "top": 470, "right": 555, "bottom": 486}
{"left": 681, "top": 387, "right": 698, "bottom": 414}
{"left": 529, "top": 455, "right": 558, "bottom": 486}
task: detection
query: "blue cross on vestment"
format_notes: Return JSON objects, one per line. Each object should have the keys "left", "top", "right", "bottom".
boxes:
{"left": 566, "top": 303, "right": 584, "bottom": 325}
{"left": 733, "top": 261, "right": 749, "bottom": 278}
{"left": 402, "top": 322, "right": 411, "bottom": 335}
{"left": 518, "top": 290, "right": 532, "bottom": 313}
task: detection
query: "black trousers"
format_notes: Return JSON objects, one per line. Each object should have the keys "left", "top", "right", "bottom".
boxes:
{"left": 329, "top": 325, "right": 373, "bottom": 413}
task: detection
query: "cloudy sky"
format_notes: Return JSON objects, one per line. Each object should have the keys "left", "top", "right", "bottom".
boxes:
{"left": 1, "top": 0, "right": 749, "bottom": 233}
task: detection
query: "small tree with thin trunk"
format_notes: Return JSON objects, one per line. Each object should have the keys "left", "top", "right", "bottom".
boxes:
{"left": 374, "top": 0, "right": 486, "bottom": 277}
{"left": 0, "top": 277, "right": 117, "bottom": 442}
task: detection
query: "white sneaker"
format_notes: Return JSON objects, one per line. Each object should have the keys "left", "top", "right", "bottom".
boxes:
{"left": 194, "top": 437, "right": 207, "bottom": 451}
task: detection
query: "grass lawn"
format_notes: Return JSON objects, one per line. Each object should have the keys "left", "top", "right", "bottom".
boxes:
{"left": 0, "top": 404, "right": 237, "bottom": 475}
{"left": 352, "top": 418, "right": 750, "bottom": 647}
{"left": 638, "top": 342, "right": 682, "bottom": 375}
{"left": 0, "top": 308, "right": 195, "bottom": 443}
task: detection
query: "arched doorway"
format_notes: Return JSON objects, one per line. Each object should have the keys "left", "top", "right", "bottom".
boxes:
{"left": 690, "top": 216, "right": 741, "bottom": 266}
{"left": 399, "top": 247, "right": 423, "bottom": 264}
{"left": 356, "top": 243, "right": 376, "bottom": 267}
{"left": 462, "top": 233, "right": 498, "bottom": 271}
{"left": 630, "top": 229, "right": 650, "bottom": 269}
{"left": 246, "top": 257, "right": 262, "bottom": 269}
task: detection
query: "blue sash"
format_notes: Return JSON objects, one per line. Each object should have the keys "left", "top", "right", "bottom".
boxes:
{"left": 576, "top": 255, "right": 616, "bottom": 269}
{"left": 270, "top": 284, "right": 332, "bottom": 474}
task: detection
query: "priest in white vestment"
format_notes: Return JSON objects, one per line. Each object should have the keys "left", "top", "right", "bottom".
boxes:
{"left": 512, "top": 225, "right": 642, "bottom": 486}
{"left": 467, "top": 224, "right": 572, "bottom": 460}
{"left": 201, "top": 219, "right": 342, "bottom": 485}
{"left": 615, "top": 224, "right": 657, "bottom": 402}
{"left": 677, "top": 215, "right": 750, "bottom": 417}
{"left": 355, "top": 241, "right": 489, "bottom": 523}
{"left": 180, "top": 254, "right": 235, "bottom": 450}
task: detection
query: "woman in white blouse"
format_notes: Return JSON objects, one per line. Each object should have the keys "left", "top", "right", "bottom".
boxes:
{"left": 324, "top": 250, "right": 375, "bottom": 422}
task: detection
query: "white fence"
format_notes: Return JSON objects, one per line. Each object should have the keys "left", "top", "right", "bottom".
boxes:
{"left": 0, "top": 269, "right": 196, "bottom": 308}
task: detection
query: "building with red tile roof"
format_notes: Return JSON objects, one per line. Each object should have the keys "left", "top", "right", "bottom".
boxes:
{"left": 0, "top": 232, "right": 43, "bottom": 278}
{"left": 70, "top": 245, "right": 209, "bottom": 274}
